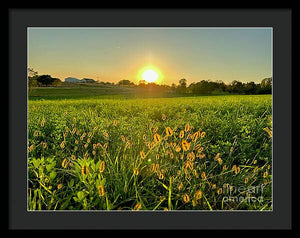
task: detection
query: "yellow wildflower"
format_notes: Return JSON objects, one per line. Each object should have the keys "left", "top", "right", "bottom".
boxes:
{"left": 61, "top": 159, "right": 68, "bottom": 168}
{"left": 165, "top": 126, "right": 174, "bottom": 137}
{"left": 184, "top": 160, "right": 194, "bottom": 170}
{"left": 194, "top": 143, "right": 202, "bottom": 151}
{"left": 187, "top": 152, "right": 195, "bottom": 161}
{"left": 175, "top": 145, "right": 181, "bottom": 152}
{"left": 201, "top": 171, "right": 207, "bottom": 180}
{"left": 150, "top": 163, "right": 156, "bottom": 172}
{"left": 153, "top": 133, "right": 161, "bottom": 143}
{"left": 182, "top": 140, "right": 190, "bottom": 151}
{"left": 191, "top": 131, "right": 200, "bottom": 142}
{"left": 60, "top": 141, "right": 65, "bottom": 149}
{"left": 200, "top": 131, "right": 206, "bottom": 138}
{"left": 99, "top": 161, "right": 105, "bottom": 173}
{"left": 264, "top": 127, "right": 272, "bottom": 138}
{"left": 113, "top": 120, "right": 118, "bottom": 126}
{"left": 81, "top": 165, "right": 89, "bottom": 175}
{"left": 197, "top": 147, "right": 204, "bottom": 153}
{"left": 40, "top": 119, "right": 46, "bottom": 127}
{"left": 133, "top": 202, "right": 142, "bottom": 211}
{"left": 103, "top": 143, "right": 108, "bottom": 149}
{"left": 133, "top": 168, "right": 139, "bottom": 176}
{"left": 178, "top": 182, "right": 183, "bottom": 191}
{"left": 179, "top": 130, "right": 184, "bottom": 138}
{"left": 217, "top": 157, "right": 223, "bottom": 165}
{"left": 103, "top": 131, "right": 109, "bottom": 139}
{"left": 158, "top": 172, "right": 165, "bottom": 180}
{"left": 57, "top": 184, "right": 63, "bottom": 190}
{"left": 194, "top": 190, "right": 203, "bottom": 200}
{"left": 140, "top": 150, "right": 146, "bottom": 159}
{"left": 185, "top": 124, "right": 190, "bottom": 132}
{"left": 42, "top": 142, "right": 47, "bottom": 149}
{"left": 183, "top": 193, "right": 190, "bottom": 203}
{"left": 98, "top": 184, "right": 105, "bottom": 197}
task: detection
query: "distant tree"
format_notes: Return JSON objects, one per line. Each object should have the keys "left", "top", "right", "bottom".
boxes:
{"left": 230, "top": 80, "right": 244, "bottom": 94}
{"left": 259, "top": 77, "right": 272, "bottom": 94}
{"left": 28, "top": 77, "right": 38, "bottom": 92}
{"left": 171, "top": 83, "right": 176, "bottom": 92}
{"left": 36, "top": 75, "right": 54, "bottom": 87}
{"left": 179, "top": 78, "right": 187, "bottom": 87}
{"left": 118, "top": 79, "right": 133, "bottom": 86}
{"left": 189, "top": 80, "right": 214, "bottom": 94}
{"left": 28, "top": 68, "right": 38, "bottom": 78}
{"left": 177, "top": 78, "right": 187, "bottom": 94}
{"left": 51, "top": 78, "right": 62, "bottom": 86}
{"left": 215, "top": 80, "right": 226, "bottom": 92}
{"left": 138, "top": 80, "right": 147, "bottom": 87}
{"left": 244, "top": 81, "right": 257, "bottom": 94}
{"left": 28, "top": 68, "right": 39, "bottom": 93}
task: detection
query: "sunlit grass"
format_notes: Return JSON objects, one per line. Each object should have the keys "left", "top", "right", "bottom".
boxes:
{"left": 28, "top": 95, "right": 272, "bottom": 210}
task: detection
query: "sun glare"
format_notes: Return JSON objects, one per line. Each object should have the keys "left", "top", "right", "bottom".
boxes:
{"left": 142, "top": 69, "right": 159, "bottom": 83}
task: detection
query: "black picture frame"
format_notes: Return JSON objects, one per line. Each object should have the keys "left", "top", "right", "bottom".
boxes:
{"left": 8, "top": 8, "right": 292, "bottom": 230}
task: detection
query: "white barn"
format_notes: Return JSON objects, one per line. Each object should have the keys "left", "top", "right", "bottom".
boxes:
{"left": 65, "top": 77, "right": 81, "bottom": 83}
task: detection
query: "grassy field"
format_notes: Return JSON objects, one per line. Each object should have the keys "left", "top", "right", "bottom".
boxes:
{"left": 27, "top": 94, "right": 272, "bottom": 211}
{"left": 29, "top": 84, "right": 174, "bottom": 100}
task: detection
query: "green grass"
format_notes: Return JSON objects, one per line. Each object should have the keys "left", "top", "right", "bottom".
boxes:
{"left": 27, "top": 94, "right": 272, "bottom": 210}
{"left": 28, "top": 84, "right": 175, "bottom": 100}
{"left": 29, "top": 85, "right": 135, "bottom": 100}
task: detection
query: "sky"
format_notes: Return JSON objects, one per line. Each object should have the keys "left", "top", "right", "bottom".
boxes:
{"left": 28, "top": 28, "right": 272, "bottom": 85}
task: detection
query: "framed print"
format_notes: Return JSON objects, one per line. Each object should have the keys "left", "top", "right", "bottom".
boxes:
{"left": 8, "top": 8, "right": 292, "bottom": 230}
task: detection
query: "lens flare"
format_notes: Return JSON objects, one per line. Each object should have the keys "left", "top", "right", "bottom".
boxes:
{"left": 138, "top": 66, "right": 163, "bottom": 84}
{"left": 142, "top": 69, "right": 159, "bottom": 83}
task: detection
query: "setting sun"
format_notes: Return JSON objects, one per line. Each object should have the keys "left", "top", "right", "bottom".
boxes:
{"left": 138, "top": 66, "right": 163, "bottom": 84}
{"left": 142, "top": 69, "right": 159, "bottom": 83}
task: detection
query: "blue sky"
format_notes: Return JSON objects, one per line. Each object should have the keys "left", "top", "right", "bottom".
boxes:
{"left": 28, "top": 27, "right": 272, "bottom": 85}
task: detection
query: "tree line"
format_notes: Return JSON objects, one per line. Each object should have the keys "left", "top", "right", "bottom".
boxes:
{"left": 28, "top": 68, "right": 271, "bottom": 95}
{"left": 28, "top": 68, "right": 62, "bottom": 90}
{"left": 176, "top": 78, "right": 272, "bottom": 95}
{"left": 117, "top": 78, "right": 272, "bottom": 95}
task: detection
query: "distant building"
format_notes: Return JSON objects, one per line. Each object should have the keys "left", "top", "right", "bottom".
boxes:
{"left": 65, "top": 77, "right": 96, "bottom": 83}
{"left": 81, "top": 78, "right": 96, "bottom": 83}
{"left": 65, "top": 77, "right": 81, "bottom": 83}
